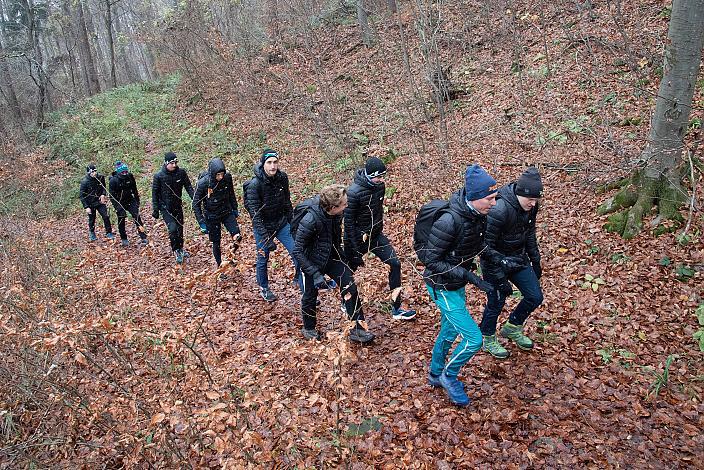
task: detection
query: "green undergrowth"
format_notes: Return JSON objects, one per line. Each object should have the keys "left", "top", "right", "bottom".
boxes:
{"left": 32, "top": 74, "right": 263, "bottom": 218}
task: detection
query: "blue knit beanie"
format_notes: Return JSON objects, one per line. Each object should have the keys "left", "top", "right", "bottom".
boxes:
{"left": 465, "top": 164, "right": 497, "bottom": 201}
{"left": 261, "top": 148, "right": 279, "bottom": 165}
{"left": 114, "top": 161, "right": 128, "bottom": 174}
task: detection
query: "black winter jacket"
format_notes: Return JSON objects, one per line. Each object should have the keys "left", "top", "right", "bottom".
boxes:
{"left": 423, "top": 188, "right": 488, "bottom": 291}
{"left": 480, "top": 183, "right": 540, "bottom": 279}
{"left": 151, "top": 165, "right": 194, "bottom": 213}
{"left": 79, "top": 173, "right": 107, "bottom": 209}
{"left": 293, "top": 197, "right": 345, "bottom": 279}
{"left": 192, "top": 158, "right": 238, "bottom": 222}
{"left": 109, "top": 171, "right": 140, "bottom": 207}
{"left": 344, "top": 168, "right": 385, "bottom": 253}
{"left": 244, "top": 164, "right": 293, "bottom": 237}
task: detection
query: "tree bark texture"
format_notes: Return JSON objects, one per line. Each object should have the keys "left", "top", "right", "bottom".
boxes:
{"left": 75, "top": 0, "right": 101, "bottom": 95}
{"left": 599, "top": 0, "right": 704, "bottom": 238}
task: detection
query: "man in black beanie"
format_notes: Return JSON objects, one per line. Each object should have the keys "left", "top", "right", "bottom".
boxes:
{"left": 80, "top": 164, "right": 115, "bottom": 241}
{"left": 243, "top": 148, "right": 298, "bottom": 302}
{"left": 344, "top": 156, "right": 416, "bottom": 320}
{"left": 479, "top": 166, "right": 544, "bottom": 359}
{"left": 152, "top": 152, "right": 195, "bottom": 263}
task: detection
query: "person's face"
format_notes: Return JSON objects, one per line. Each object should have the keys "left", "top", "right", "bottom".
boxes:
{"left": 517, "top": 195, "right": 539, "bottom": 211}
{"left": 89, "top": 169, "right": 97, "bottom": 177}
{"left": 166, "top": 160, "right": 177, "bottom": 171}
{"left": 264, "top": 158, "right": 279, "bottom": 177}
{"left": 472, "top": 192, "right": 498, "bottom": 214}
{"left": 371, "top": 175, "right": 385, "bottom": 184}
{"left": 215, "top": 172, "right": 224, "bottom": 181}
{"left": 327, "top": 194, "right": 348, "bottom": 216}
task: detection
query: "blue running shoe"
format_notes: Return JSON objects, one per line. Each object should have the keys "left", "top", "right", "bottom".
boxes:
{"left": 439, "top": 373, "right": 470, "bottom": 407}
{"left": 392, "top": 307, "right": 417, "bottom": 321}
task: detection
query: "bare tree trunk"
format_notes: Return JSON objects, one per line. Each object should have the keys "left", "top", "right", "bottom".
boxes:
{"left": 18, "top": 0, "right": 48, "bottom": 126}
{"left": 387, "top": 0, "right": 397, "bottom": 13}
{"left": 105, "top": 0, "right": 117, "bottom": 88}
{"left": 83, "top": 1, "right": 107, "bottom": 88}
{"left": 599, "top": 0, "right": 704, "bottom": 238}
{"left": 356, "top": 0, "right": 372, "bottom": 46}
{"left": 75, "top": 0, "right": 101, "bottom": 95}
{"left": 0, "top": 35, "right": 22, "bottom": 125}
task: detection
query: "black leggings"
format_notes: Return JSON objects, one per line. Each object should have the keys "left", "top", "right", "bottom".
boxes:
{"left": 115, "top": 200, "right": 146, "bottom": 240}
{"left": 301, "top": 258, "right": 364, "bottom": 330}
{"left": 87, "top": 204, "right": 112, "bottom": 234}
{"left": 161, "top": 208, "right": 184, "bottom": 251}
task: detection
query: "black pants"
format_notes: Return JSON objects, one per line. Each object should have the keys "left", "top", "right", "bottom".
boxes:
{"left": 116, "top": 200, "right": 146, "bottom": 241}
{"left": 205, "top": 212, "right": 240, "bottom": 266}
{"left": 87, "top": 204, "right": 112, "bottom": 234}
{"left": 301, "top": 258, "right": 364, "bottom": 330}
{"left": 161, "top": 207, "right": 184, "bottom": 251}
{"left": 349, "top": 233, "right": 402, "bottom": 309}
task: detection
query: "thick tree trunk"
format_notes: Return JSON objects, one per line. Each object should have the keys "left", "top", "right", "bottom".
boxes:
{"left": 357, "top": 0, "right": 372, "bottom": 46}
{"left": 75, "top": 0, "right": 101, "bottom": 95}
{"left": 599, "top": 0, "right": 704, "bottom": 239}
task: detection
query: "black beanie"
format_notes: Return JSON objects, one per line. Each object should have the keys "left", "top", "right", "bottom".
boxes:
{"left": 261, "top": 148, "right": 279, "bottom": 166}
{"left": 164, "top": 152, "right": 177, "bottom": 164}
{"left": 515, "top": 167, "right": 543, "bottom": 198}
{"left": 364, "top": 157, "right": 387, "bottom": 178}
{"left": 86, "top": 164, "right": 97, "bottom": 174}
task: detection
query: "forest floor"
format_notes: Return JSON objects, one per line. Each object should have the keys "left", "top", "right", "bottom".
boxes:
{"left": 2, "top": 0, "right": 703, "bottom": 468}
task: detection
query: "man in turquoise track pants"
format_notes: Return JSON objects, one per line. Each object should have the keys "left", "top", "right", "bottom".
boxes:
{"left": 421, "top": 164, "right": 498, "bottom": 406}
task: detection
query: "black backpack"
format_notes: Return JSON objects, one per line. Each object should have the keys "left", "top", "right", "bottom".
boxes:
{"left": 289, "top": 196, "right": 318, "bottom": 239}
{"left": 413, "top": 199, "right": 460, "bottom": 265}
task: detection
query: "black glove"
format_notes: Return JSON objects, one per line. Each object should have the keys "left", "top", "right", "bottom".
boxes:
{"left": 266, "top": 239, "right": 277, "bottom": 252}
{"left": 349, "top": 257, "right": 364, "bottom": 271}
{"left": 500, "top": 256, "right": 525, "bottom": 274}
{"left": 531, "top": 258, "right": 542, "bottom": 279}
{"left": 498, "top": 279, "right": 513, "bottom": 297}
{"left": 313, "top": 274, "right": 337, "bottom": 290}
{"left": 465, "top": 270, "right": 495, "bottom": 294}
{"left": 152, "top": 210, "right": 159, "bottom": 219}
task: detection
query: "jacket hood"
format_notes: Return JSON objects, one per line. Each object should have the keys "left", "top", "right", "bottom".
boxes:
{"left": 353, "top": 168, "right": 376, "bottom": 189}
{"left": 449, "top": 188, "right": 481, "bottom": 219}
{"left": 208, "top": 158, "right": 226, "bottom": 180}
{"left": 498, "top": 183, "right": 521, "bottom": 210}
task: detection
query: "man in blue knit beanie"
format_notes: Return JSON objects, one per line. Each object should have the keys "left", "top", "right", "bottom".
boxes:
{"left": 421, "top": 163, "right": 498, "bottom": 407}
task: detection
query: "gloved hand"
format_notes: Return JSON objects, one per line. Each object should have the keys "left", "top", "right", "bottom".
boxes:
{"left": 500, "top": 256, "right": 525, "bottom": 274}
{"left": 465, "top": 270, "right": 495, "bottom": 294}
{"left": 531, "top": 258, "right": 542, "bottom": 279}
{"left": 349, "top": 257, "right": 364, "bottom": 271}
{"left": 152, "top": 210, "right": 159, "bottom": 219}
{"left": 313, "top": 274, "right": 337, "bottom": 290}
{"left": 265, "top": 239, "right": 277, "bottom": 252}
{"left": 498, "top": 279, "right": 513, "bottom": 297}
{"left": 199, "top": 221, "right": 208, "bottom": 234}
{"left": 232, "top": 209, "right": 239, "bottom": 218}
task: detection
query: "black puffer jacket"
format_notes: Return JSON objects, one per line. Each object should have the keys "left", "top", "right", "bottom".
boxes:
{"left": 293, "top": 197, "right": 345, "bottom": 278}
{"left": 79, "top": 173, "right": 107, "bottom": 209}
{"left": 109, "top": 171, "right": 139, "bottom": 206}
{"left": 244, "top": 164, "right": 292, "bottom": 236}
{"left": 151, "top": 164, "right": 194, "bottom": 212}
{"left": 423, "top": 188, "right": 488, "bottom": 291}
{"left": 344, "top": 168, "right": 385, "bottom": 253}
{"left": 192, "top": 158, "right": 238, "bottom": 222}
{"left": 481, "top": 183, "right": 540, "bottom": 279}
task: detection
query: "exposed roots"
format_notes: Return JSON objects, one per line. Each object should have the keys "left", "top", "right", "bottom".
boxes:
{"left": 598, "top": 172, "right": 686, "bottom": 239}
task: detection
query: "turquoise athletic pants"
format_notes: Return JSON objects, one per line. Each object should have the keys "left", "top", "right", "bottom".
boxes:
{"left": 427, "top": 284, "right": 483, "bottom": 378}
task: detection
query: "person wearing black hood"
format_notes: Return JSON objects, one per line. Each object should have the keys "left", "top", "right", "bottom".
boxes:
{"left": 344, "top": 156, "right": 416, "bottom": 320}
{"left": 193, "top": 157, "right": 242, "bottom": 267}
{"left": 293, "top": 184, "right": 375, "bottom": 344}
{"left": 243, "top": 148, "right": 298, "bottom": 302}
{"left": 422, "top": 164, "right": 497, "bottom": 407}
{"left": 109, "top": 161, "right": 148, "bottom": 247}
{"left": 80, "top": 164, "right": 115, "bottom": 241}
{"left": 479, "top": 166, "right": 544, "bottom": 359}
{"left": 151, "top": 152, "right": 195, "bottom": 263}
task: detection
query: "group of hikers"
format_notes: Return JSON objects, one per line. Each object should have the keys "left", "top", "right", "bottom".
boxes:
{"left": 79, "top": 149, "right": 545, "bottom": 407}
